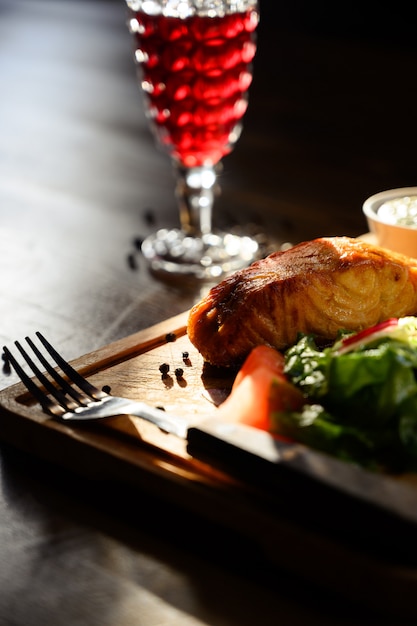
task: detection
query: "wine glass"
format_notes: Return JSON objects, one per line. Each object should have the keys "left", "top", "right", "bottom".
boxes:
{"left": 126, "top": 0, "right": 260, "bottom": 281}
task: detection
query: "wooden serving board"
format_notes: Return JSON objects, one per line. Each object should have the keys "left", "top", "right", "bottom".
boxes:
{"left": 1, "top": 310, "right": 417, "bottom": 618}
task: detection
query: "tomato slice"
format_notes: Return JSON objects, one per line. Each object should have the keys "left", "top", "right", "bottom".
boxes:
{"left": 232, "top": 344, "right": 287, "bottom": 386}
{"left": 216, "top": 345, "right": 305, "bottom": 431}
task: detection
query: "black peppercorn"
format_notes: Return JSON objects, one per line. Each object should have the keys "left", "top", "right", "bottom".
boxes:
{"left": 143, "top": 208, "right": 156, "bottom": 225}
{"left": 159, "top": 363, "right": 170, "bottom": 375}
{"left": 127, "top": 253, "right": 138, "bottom": 270}
{"left": 133, "top": 236, "right": 144, "bottom": 250}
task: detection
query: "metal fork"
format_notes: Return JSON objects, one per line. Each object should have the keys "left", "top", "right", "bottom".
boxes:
{"left": 3, "top": 332, "right": 189, "bottom": 437}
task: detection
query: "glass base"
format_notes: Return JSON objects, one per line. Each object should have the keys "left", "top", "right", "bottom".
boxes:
{"left": 141, "top": 228, "right": 259, "bottom": 281}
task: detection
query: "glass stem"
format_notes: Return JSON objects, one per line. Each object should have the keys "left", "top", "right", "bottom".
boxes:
{"left": 175, "top": 165, "right": 219, "bottom": 238}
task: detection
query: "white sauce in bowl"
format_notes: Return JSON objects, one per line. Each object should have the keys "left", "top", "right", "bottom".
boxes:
{"left": 378, "top": 195, "right": 417, "bottom": 228}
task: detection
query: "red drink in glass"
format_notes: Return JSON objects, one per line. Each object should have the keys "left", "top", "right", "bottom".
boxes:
{"left": 129, "top": 7, "right": 258, "bottom": 167}
{"left": 125, "top": 1, "right": 260, "bottom": 279}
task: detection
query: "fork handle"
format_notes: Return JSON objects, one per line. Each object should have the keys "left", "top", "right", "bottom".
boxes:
{"left": 185, "top": 417, "right": 417, "bottom": 532}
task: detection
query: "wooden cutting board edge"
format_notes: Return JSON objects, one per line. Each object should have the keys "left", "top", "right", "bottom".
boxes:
{"left": 2, "top": 309, "right": 417, "bottom": 617}
{"left": 2, "top": 386, "right": 417, "bottom": 619}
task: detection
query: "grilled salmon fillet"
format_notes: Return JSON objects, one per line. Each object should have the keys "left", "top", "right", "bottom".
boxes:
{"left": 187, "top": 236, "right": 417, "bottom": 367}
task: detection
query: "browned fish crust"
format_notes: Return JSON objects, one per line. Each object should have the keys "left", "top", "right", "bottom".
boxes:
{"left": 187, "top": 237, "right": 417, "bottom": 367}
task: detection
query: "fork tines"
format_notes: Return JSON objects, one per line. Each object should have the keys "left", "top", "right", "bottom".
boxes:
{"left": 3, "top": 333, "right": 104, "bottom": 417}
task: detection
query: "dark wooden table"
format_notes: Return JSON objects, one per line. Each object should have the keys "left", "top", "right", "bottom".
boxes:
{"left": 1, "top": 1, "right": 416, "bottom": 623}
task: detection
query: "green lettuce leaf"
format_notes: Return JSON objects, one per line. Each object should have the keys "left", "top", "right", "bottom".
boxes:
{"left": 270, "top": 404, "right": 403, "bottom": 471}
{"left": 279, "top": 317, "right": 417, "bottom": 471}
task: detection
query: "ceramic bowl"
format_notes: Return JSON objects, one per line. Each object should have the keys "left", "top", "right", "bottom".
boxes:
{"left": 362, "top": 187, "right": 417, "bottom": 258}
